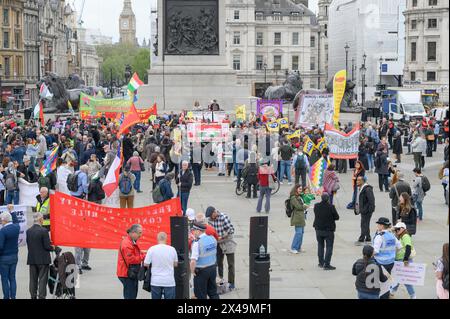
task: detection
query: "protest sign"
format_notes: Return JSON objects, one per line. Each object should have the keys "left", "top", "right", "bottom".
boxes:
{"left": 257, "top": 100, "right": 283, "bottom": 118}
{"left": 0, "top": 205, "right": 27, "bottom": 247}
{"left": 277, "top": 118, "right": 289, "bottom": 129}
{"left": 79, "top": 93, "right": 132, "bottom": 119}
{"left": 303, "top": 137, "right": 316, "bottom": 156}
{"left": 235, "top": 105, "right": 246, "bottom": 121}
{"left": 266, "top": 121, "right": 280, "bottom": 133}
{"left": 18, "top": 178, "right": 39, "bottom": 207}
{"left": 187, "top": 123, "right": 230, "bottom": 143}
{"left": 333, "top": 70, "right": 347, "bottom": 126}
{"left": 50, "top": 192, "right": 182, "bottom": 249}
{"left": 324, "top": 123, "right": 360, "bottom": 159}
{"left": 392, "top": 262, "right": 427, "bottom": 286}
{"left": 295, "top": 93, "right": 334, "bottom": 129}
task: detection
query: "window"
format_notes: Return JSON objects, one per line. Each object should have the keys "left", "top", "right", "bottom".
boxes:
{"left": 273, "top": 55, "right": 282, "bottom": 70}
{"left": 310, "top": 57, "right": 316, "bottom": 71}
{"left": 3, "top": 9, "right": 9, "bottom": 25}
{"left": 233, "top": 55, "right": 241, "bottom": 70}
{"left": 292, "top": 32, "right": 299, "bottom": 45}
{"left": 290, "top": 12, "right": 300, "bottom": 21}
{"left": 292, "top": 56, "right": 299, "bottom": 70}
{"left": 3, "top": 32, "right": 9, "bottom": 49}
{"left": 16, "top": 56, "right": 22, "bottom": 76}
{"left": 273, "top": 12, "right": 282, "bottom": 21}
{"left": 411, "top": 20, "right": 417, "bottom": 30}
{"left": 429, "top": 0, "right": 438, "bottom": 5}
{"left": 256, "top": 55, "right": 264, "bottom": 70}
{"left": 428, "top": 42, "right": 437, "bottom": 61}
{"left": 15, "top": 11, "right": 20, "bottom": 25}
{"left": 310, "top": 36, "right": 316, "bottom": 47}
{"left": 410, "top": 72, "right": 416, "bottom": 81}
{"left": 15, "top": 32, "right": 20, "bottom": 49}
{"left": 427, "top": 72, "right": 436, "bottom": 81}
{"left": 412, "top": 0, "right": 417, "bottom": 6}
{"left": 255, "top": 12, "right": 264, "bottom": 21}
{"left": 325, "top": 24, "right": 328, "bottom": 37}
{"left": 274, "top": 32, "right": 281, "bottom": 45}
{"left": 256, "top": 32, "right": 263, "bottom": 46}
{"left": 234, "top": 10, "right": 240, "bottom": 20}
{"left": 411, "top": 42, "right": 417, "bottom": 61}
{"left": 4, "top": 57, "right": 10, "bottom": 77}
{"left": 233, "top": 31, "right": 241, "bottom": 45}
{"left": 428, "top": 19, "right": 437, "bottom": 28}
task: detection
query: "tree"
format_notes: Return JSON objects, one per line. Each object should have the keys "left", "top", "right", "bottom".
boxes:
{"left": 97, "top": 44, "right": 150, "bottom": 86}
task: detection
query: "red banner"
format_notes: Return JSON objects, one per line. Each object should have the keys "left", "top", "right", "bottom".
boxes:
{"left": 50, "top": 192, "right": 182, "bottom": 249}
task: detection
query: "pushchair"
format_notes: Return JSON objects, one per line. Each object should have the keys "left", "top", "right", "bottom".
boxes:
{"left": 48, "top": 247, "right": 77, "bottom": 299}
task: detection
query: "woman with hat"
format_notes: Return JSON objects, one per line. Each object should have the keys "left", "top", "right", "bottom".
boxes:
{"left": 390, "top": 222, "right": 416, "bottom": 299}
{"left": 352, "top": 245, "right": 388, "bottom": 299}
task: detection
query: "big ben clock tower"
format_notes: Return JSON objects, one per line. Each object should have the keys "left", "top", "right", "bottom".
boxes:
{"left": 119, "top": 0, "right": 137, "bottom": 46}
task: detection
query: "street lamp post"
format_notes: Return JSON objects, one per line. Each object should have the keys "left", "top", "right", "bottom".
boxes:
{"left": 360, "top": 53, "right": 367, "bottom": 108}
{"left": 351, "top": 58, "right": 355, "bottom": 82}
{"left": 263, "top": 63, "right": 268, "bottom": 84}
{"left": 344, "top": 43, "right": 350, "bottom": 76}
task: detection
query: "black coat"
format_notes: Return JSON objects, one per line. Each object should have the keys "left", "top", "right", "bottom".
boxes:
{"left": 88, "top": 179, "right": 105, "bottom": 203}
{"left": 246, "top": 163, "right": 259, "bottom": 185}
{"left": 178, "top": 169, "right": 193, "bottom": 193}
{"left": 356, "top": 184, "right": 375, "bottom": 216}
{"left": 123, "top": 137, "right": 134, "bottom": 163}
{"left": 389, "top": 181, "right": 412, "bottom": 208}
{"left": 397, "top": 207, "right": 417, "bottom": 235}
{"left": 26, "top": 224, "right": 53, "bottom": 265}
{"left": 313, "top": 201, "right": 340, "bottom": 232}
{"left": 393, "top": 136, "right": 403, "bottom": 155}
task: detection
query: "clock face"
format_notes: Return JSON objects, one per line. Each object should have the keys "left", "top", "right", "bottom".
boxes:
{"left": 122, "top": 20, "right": 129, "bottom": 29}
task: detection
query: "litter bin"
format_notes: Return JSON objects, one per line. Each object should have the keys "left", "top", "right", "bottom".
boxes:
{"left": 249, "top": 253, "right": 270, "bottom": 299}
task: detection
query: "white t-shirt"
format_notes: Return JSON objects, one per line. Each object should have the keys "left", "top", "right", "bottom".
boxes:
{"left": 144, "top": 244, "right": 178, "bottom": 287}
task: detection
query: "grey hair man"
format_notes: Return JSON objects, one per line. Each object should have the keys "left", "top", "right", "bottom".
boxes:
{"left": 144, "top": 232, "right": 178, "bottom": 299}
{"left": 26, "top": 212, "right": 54, "bottom": 299}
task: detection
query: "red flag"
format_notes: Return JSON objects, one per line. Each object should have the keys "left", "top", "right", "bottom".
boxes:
{"left": 39, "top": 101, "right": 45, "bottom": 126}
{"left": 117, "top": 104, "right": 141, "bottom": 137}
{"left": 138, "top": 103, "right": 158, "bottom": 122}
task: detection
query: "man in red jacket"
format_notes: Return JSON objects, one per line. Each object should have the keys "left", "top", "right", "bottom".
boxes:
{"left": 188, "top": 212, "right": 219, "bottom": 251}
{"left": 117, "top": 224, "right": 145, "bottom": 299}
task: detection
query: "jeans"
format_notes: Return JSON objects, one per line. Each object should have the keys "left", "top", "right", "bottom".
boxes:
{"left": 132, "top": 171, "right": 141, "bottom": 192}
{"left": 295, "top": 170, "right": 307, "bottom": 188}
{"left": 180, "top": 192, "right": 190, "bottom": 214}
{"left": 378, "top": 174, "right": 389, "bottom": 191}
{"left": 237, "top": 168, "right": 243, "bottom": 189}
{"left": 151, "top": 286, "right": 176, "bottom": 299}
{"left": 217, "top": 245, "right": 235, "bottom": 285}
{"left": 0, "top": 262, "right": 17, "bottom": 299}
{"left": 118, "top": 277, "right": 139, "bottom": 299}
{"left": 348, "top": 186, "right": 358, "bottom": 208}
{"left": 367, "top": 154, "right": 374, "bottom": 171}
{"left": 279, "top": 160, "right": 292, "bottom": 183}
{"left": 357, "top": 290, "right": 379, "bottom": 299}
{"left": 413, "top": 152, "right": 422, "bottom": 170}
{"left": 5, "top": 190, "right": 19, "bottom": 205}
{"left": 75, "top": 248, "right": 91, "bottom": 267}
{"left": 193, "top": 265, "right": 220, "bottom": 300}
{"left": 316, "top": 230, "right": 334, "bottom": 267}
{"left": 291, "top": 226, "right": 305, "bottom": 251}
{"left": 415, "top": 199, "right": 424, "bottom": 220}
{"left": 257, "top": 186, "right": 271, "bottom": 213}
{"left": 192, "top": 163, "right": 202, "bottom": 185}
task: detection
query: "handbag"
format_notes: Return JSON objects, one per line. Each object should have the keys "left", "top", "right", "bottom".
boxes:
{"left": 142, "top": 264, "right": 152, "bottom": 292}
{"left": 140, "top": 161, "right": 146, "bottom": 172}
{"left": 119, "top": 239, "right": 145, "bottom": 281}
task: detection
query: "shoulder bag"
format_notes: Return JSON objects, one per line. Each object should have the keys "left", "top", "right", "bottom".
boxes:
{"left": 120, "top": 239, "right": 146, "bottom": 281}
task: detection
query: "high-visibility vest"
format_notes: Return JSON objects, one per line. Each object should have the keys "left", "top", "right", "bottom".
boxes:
{"left": 196, "top": 235, "right": 217, "bottom": 269}
{"left": 36, "top": 197, "right": 50, "bottom": 226}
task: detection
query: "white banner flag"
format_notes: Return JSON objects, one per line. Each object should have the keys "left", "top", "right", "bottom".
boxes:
{"left": 0, "top": 205, "right": 28, "bottom": 247}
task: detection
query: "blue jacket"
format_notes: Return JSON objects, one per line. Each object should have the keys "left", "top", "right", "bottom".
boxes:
{"left": 10, "top": 146, "right": 27, "bottom": 165}
{"left": 0, "top": 223, "right": 20, "bottom": 262}
{"left": 159, "top": 178, "right": 174, "bottom": 201}
{"left": 70, "top": 171, "right": 89, "bottom": 197}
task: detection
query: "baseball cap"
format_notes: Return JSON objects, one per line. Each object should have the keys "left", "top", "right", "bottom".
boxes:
{"left": 205, "top": 206, "right": 216, "bottom": 218}
{"left": 376, "top": 217, "right": 391, "bottom": 226}
{"left": 394, "top": 222, "right": 407, "bottom": 230}
{"left": 192, "top": 222, "right": 206, "bottom": 231}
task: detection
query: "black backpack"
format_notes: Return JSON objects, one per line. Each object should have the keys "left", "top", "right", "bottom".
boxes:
{"left": 421, "top": 176, "right": 431, "bottom": 193}
{"left": 443, "top": 271, "right": 449, "bottom": 291}
{"left": 285, "top": 198, "right": 293, "bottom": 218}
{"left": 295, "top": 154, "right": 307, "bottom": 172}
{"left": 67, "top": 172, "right": 80, "bottom": 192}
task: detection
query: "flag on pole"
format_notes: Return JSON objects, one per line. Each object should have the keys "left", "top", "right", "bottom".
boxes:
{"left": 127, "top": 73, "right": 144, "bottom": 93}
{"left": 67, "top": 100, "right": 74, "bottom": 115}
{"left": 40, "top": 83, "right": 53, "bottom": 99}
{"left": 117, "top": 104, "right": 141, "bottom": 137}
{"left": 33, "top": 100, "right": 45, "bottom": 126}
{"left": 40, "top": 146, "right": 59, "bottom": 177}
{"left": 103, "top": 144, "right": 123, "bottom": 198}
{"left": 303, "top": 137, "right": 316, "bottom": 156}
{"left": 309, "top": 157, "right": 328, "bottom": 192}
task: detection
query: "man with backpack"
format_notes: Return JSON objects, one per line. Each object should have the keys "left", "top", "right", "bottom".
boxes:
{"left": 293, "top": 149, "right": 309, "bottom": 188}
{"left": 4, "top": 161, "right": 24, "bottom": 205}
{"left": 68, "top": 165, "right": 89, "bottom": 200}
{"left": 412, "top": 168, "right": 430, "bottom": 221}
{"left": 159, "top": 172, "right": 175, "bottom": 203}
{"left": 119, "top": 166, "right": 136, "bottom": 209}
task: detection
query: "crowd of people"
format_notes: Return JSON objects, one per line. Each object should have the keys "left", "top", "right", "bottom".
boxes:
{"left": 0, "top": 107, "right": 448, "bottom": 300}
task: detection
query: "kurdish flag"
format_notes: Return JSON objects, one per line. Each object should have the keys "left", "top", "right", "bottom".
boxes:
{"left": 40, "top": 146, "right": 59, "bottom": 177}
{"left": 128, "top": 73, "right": 144, "bottom": 93}
{"left": 33, "top": 100, "right": 45, "bottom": 126}
{"left": 309, "top": 157, "right": 328, "bottom": 191}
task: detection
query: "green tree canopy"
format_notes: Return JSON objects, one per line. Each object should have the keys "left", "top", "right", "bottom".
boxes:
{"left": 97, "top": 44, "right": 150, "bottom": 86}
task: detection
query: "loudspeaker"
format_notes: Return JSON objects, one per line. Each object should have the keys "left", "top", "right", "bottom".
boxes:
{"left": 249, "top": 216, "right": 268, "bottom": 256}
{"left": 170, "top": 217, "right": 190, "bottom": 299}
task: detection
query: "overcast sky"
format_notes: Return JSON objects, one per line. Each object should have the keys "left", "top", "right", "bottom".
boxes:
{"left": 72, "top": 0, "right": 318, "bottom": 44}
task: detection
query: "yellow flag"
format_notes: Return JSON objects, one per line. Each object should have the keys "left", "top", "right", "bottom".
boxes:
{"left": 333, "top": 70, "right": 347, "bottom": 126}
{"left": 186, "top": 111, "right": 194, "bottom": 119}
{"left": 266, "top": 121, "right": 279, "bottom": 133}
{"left": 235, "top": 105, "right": 246, "bottom": 121}
{"left": 288, "top": 130, "right": 301, "bottom": 140}
{"left": 303, "top": 137, "right": 316, "bottom": 156}
{"left": 277, "top": 118, "right": 289, "bottom": 129}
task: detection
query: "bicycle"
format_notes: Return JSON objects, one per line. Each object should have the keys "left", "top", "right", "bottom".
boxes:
{"left": 236, "top": 178, "right": 281, "bottom": 196}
